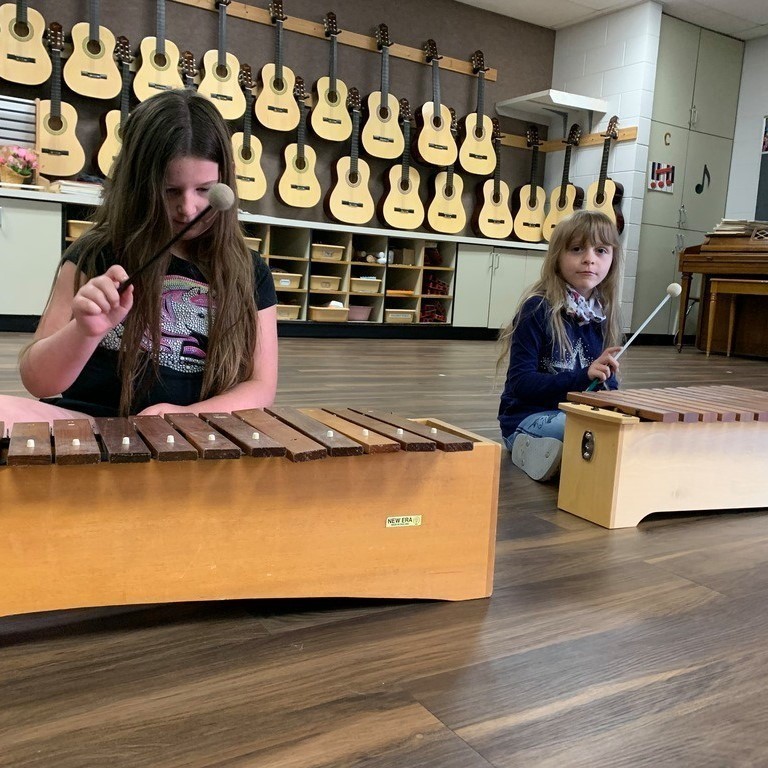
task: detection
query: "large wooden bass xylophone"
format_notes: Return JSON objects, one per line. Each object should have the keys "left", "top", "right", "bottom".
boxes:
{"left": 558, "top": 385, "right": 768, "bottom": 528}
{"left": 0, "top": 407, "right": 500, "bottom": 617}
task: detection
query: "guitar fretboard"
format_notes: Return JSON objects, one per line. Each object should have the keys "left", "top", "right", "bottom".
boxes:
{"left": 492, "top": 141, "right": 501, "bottom": 201}
{"left": 88, "top": 0, "right": 99, "bottom": 44}
{"left": 431, "top": 59, "right": 442, "bottom": 120}
{"left": 50, "top": 49, "right": 62, "bottom": 121}
{"left": 379, "top": 47, "right": 390, "bottom": 113}
{"left": 349, "top": 110, "right": 361, "bottom": 177}
{"left": 528, "top": 145, "right": 539, "bottom": 207}
{"left": 243, "top": 90, "right": 253, "bottom": 152}
{"left": 17, "top": 0, "right": 29, "bottom": 26}
{"left": 274, "top": 19, "right": 284, "bottom": 84}
{"left": 328, "top": 36, "right": 337, "bottom": 96}
{"left": 401, "top": 121, "right": 411, "bottom": 187}
{"left": 119, "top": 60, "right": 131, "bottom": 127}
{"left": 156, "top": 0, "right": 166, "bottom": 56}
{"left": 297, "top": 101, "right": 307, "bottom": 163}
{"left": 597, "top": 137, "right": 611, "bottom": 202}
{"left": 559, "top": 144, "right": 573, "bottom": 207}
{"left": 217, "top": 3, "right": 227, "bottom": 70}
{"left": 476, "top": 71, "right": 485, "bottom": 133}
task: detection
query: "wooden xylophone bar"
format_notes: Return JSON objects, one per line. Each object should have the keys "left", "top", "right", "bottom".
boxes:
{"left": 0, "top": 407, "right": 500, "bottom": 617}
{"left": 557, "top": 385, "right": 768, "bottom": 528}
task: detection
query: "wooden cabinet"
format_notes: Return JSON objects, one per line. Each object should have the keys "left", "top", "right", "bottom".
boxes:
{"left": 653, "top": 16, "right": 743, "bottom": 140}
{"left": 0, "top": 197, "right": 62, "bottom": 315}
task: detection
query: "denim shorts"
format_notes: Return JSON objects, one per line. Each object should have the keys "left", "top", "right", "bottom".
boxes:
{"left": 502, "top": 410, "right": 566, "bottom": 451}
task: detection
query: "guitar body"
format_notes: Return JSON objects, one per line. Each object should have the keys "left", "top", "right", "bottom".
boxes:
{"left": 542, "top": 183, "right": 584, "bottom": 241}
{"left": 361, "top": 91, "right": 403, "bottom": 159}
{"left": 254, "top": 62, "right": 300, "bottom": 131}
{"left": 458, "top": 113, "right": 495, "bottom": 176}
{"left": 198, "top": 50, "right": 246, "bottom": 120}
{"left": 472, "top": 178, "right": 513, "bottom": 239}
{"left": 379, "top": 165, "right": 423, "bottom": 230}
{"left": 133, "top": 36, "right": 183, "bottom": 101}
{"left": 511, "top": 184, "right": 546, "bottom": 242}
{"left": 414, "top": 102, "right": 457, "bottom": 167}
{"left": 276, "top": 144, "right": 321, "bottom": 208}
{"left": 310, "top": 76, "right": 352, "bottom": 141}
{"left": 0, "top": 3, "right": 50, "bottom": 84}
{"left": 232, "top": 132, "right": 267, "bottom": 201}
{"left": 63, "top": 22, "right": 121, "bottom": 99}
{"left": 326, "top": 156, "right": 374, "bottom": 225}
{"left": 37, "top": 100, "right": 86, "bottom": 177}
{"left": 97, "top": 109, "right": 121, "bottom": 177}
{"left": 584, "top": 179, "right": 625, "bottom": 232}
{"left": 427, "top": 171, "right": 466, "bottom": 235}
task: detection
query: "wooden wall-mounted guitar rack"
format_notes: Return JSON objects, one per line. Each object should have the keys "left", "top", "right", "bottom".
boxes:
{"left": 500, "top": 125, "right": 638, "bottom": 151}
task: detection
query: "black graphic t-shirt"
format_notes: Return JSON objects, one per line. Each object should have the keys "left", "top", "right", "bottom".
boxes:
{"left": 49, "top": 247, "right": 277, "bottom": 416}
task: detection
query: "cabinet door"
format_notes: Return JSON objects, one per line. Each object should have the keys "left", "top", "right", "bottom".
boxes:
{"left": 691, "top": 30, "right": 743, "bottom": 139}
{"left": 0, "top": 198, "right": 62, "bottom": 315}
{"left": 652, "top": 16, "right": 699, "bottom": 129}
{"left": 632, "top": 224, "right": 680, "bottom": 334}
{"left": 643, "top": 122, "right": 690, "bottom": 228}
{"left": 453, "top": 245, "right": 493, "bottom": 327}
{"left": 487, "top": 248, "right": 539, "bottom": 330}
{"left": 680, "top": 131, "right": 732, "bottom": 233}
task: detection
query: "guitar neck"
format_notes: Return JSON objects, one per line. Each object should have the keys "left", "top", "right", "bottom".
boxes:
{"left": 446, "top": 162, "right": 455, "bottom": 193}
{"left": 156, "top": 0, "right": 166, "bottom": 56}
{"left": 350, "top": 110, "right": 360, "bottom": 176}
{"left": 119, "top": 61, "right": 131, "bottom": 126}
{"left": 274, "top": 20, "right": 284, "bottom": 83}
{"left": 217, "top": 4, "right": 227, "bottom": 70}
{"left": 431, "top": 59, "right": 441, "bottom": 114}
{"left": 328, "top": 36, "right": 337, "bottom": 94}
{"left": 296, "top": 103, "right": 307, "bottom": 162}
{"left": 559, "top": 144, "right": 572, "bottom": 205}
{"left": 88, "top": 0, "right": 99, "bottom": 43}
{"left": 528, "top": 146, "right": 539, "bottom": 207}
{"left": 401, "top": 121, "right": 411, "bottom": 186}
{"left": 16, "top": 0, "right": 28, "bottom": 25}
{"left": 243, "top": 91, "right": 253, "bottom": 151}
{"left": 50, "top": 50, "right": 62, "bottom": 120}
{"left": 379, "top": 47, "right": 389, "bottom": 110}
{"left": 597, "top": 138, "right": 610, "bottom": 198}
{"left": 476, "top": 71, "right": 485, "bottom": 125}
{"left": 493, "top": 143, "right": 501, "bottom": 198}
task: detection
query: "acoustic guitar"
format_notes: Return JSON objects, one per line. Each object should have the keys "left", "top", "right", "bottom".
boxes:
{"left": 232, "top": 64, "right": 266, "bottom": 202}
{"left": 309, "top": 12, "right": 351, "bottom": 142}
{"left": 38, "top": 23, "right": 85, "bottom": 178}
{"left": 426, "top": 109, "right": 465, "bottom": 235}
{"left": 133, "top": 0, "right": 183, "bottom": 101}
{"left": 542, "top": 123, "right": 584, "bottom": 241}
{"left": 511, "top": 126, "right": 546, "bottom": 242}
{"left": 0, "top": 0, "right": 51, "bottom": 85}
{"left": 96, "top": 35, "right": 132, "bottom": 178}
{"left": 413, "top": 39, "right": 457, "bottom": 168}
{"left": 326, "top": 87, "right": 374, "bottom": 225}
{"left": 584, "top": 115, "right": 624, "bottom": 232}
{"left": 180, "top": 50, "right": 198, "bottom": 90}
{"left": 360, "top": 23, "right": 403, "bottom": 160}
{"left": 63, "top": 0, "right": 121, "bottom": 99}
{"left": 276, "top": 77, "right": 321, "bottom": 209}
{"left": 472, "top": 119, "right": 513, "bottom": 239}
{"left": 198, "top": 0, "right": 245, "bottom": 120}
{"left": 254, "top": 0, "right": 299, "bottom": 132}
{"left": 378, "top": 98, "right": 423, "bottom": 231}
{"left": 458, "top": 50, "right": 495, "bottom": 177}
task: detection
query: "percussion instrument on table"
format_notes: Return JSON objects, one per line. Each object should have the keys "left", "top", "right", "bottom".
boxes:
{"left": 558, "top": 386, "right": 768, "bottom": 529}
{"left": 0, "top": 407, "right": 500, "bottom": 618}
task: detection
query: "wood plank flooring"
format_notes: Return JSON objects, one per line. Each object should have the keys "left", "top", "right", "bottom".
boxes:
{"left": 1, "top": 332, "right": 768, "bottom": 767}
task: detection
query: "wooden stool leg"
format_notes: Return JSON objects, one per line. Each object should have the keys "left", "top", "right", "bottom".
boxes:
{"left": 727, "top": 295, "right": 736, "bottom": 357}
{"left": 707, "top": 290, "right": 718, "bottom": 357}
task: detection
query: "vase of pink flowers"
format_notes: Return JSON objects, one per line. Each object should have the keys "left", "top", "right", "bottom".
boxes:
{"left": 0, "top": 145, "right": 38, "bottom": 184}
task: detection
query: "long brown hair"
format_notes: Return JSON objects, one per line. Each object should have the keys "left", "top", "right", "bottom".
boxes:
{"left": 67, "top": 90, "right": 257, "bottom": 415}
{"left": 498, "top": 210, "right": 624, "bottom": 369}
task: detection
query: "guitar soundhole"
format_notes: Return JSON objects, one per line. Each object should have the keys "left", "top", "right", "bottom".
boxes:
{"left": 216, "top": 64, "right": 229, "bottom": 79}
{"left": 153, "top": 52, "right": 168, "bottom": 69}
{"left": 492, "top": 193, "right": 501, "bottom": 205}
{"left": 348, "top": 172, "right": 360, "bottom": 186}
{"left": 273, "top": 77, "right": 286, "bottom": 93}
{"left": 378, "top": 107, "right": 390, "bottom": 122}
{"left": 295, "top": 157, "right": 307, "bottom": 172}
{"left": 595, "top": 193, "right": 605, "bottom": 205}
{"left": 86, "top": 39, "right": 103, "bottom": 57}
{"left": 474, "top": 126, "right": 484, "bottom": 140}
{"left": 445, "top": 185, "right": 454, "bottom": 199}
{"left": 327, "top": 91, "right": 339, "bottom": 106}
{"left": 12, "top": 20, "right": 31, "bottom": 39}
{"left": 47, "top": 116, "right": 64, "bottom": 133}
{"left": 431, "top": 115, "right": 443, "bottom": 130}
{"left": 399, "top": 179, "right": 411, "bottom": 193}
{"left": 241, "top": 147, "right": 253, "bottom": 162}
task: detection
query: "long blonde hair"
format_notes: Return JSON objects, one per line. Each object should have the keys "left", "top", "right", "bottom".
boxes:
{"left": 498, "top": 210, "right": 624, "bottom": 367}
{"left": 65, "top": 90, "right": 257, "bottom": 415}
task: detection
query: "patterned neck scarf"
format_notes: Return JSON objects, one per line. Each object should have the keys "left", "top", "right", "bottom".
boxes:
{"left": 564, "top": 284, "right": 606, "bottom": 326}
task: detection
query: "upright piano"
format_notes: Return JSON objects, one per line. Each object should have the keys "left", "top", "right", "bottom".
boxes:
{"left": 678, "top": 228, "right": 768, "bottom": 358}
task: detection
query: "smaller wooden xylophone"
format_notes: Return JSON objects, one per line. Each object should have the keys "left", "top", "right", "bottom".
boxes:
{"left": 558, "top": 385, "right": 768, "bottom": 528}
{"left": 0, "top": 407, "right": 500, "bottom": 618}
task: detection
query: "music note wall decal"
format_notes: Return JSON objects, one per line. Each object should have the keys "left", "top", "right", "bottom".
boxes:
{"left": 695, "top": 164, "right": 710, "bottom": 194}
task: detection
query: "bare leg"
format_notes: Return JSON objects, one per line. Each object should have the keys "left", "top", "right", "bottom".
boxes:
{"left": 0, "top": 394, "right": 94, "bottom": 433}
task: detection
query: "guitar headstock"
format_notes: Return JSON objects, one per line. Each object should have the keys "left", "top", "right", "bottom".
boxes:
{"left": 526, "top": 125, "right": 542, "bottom": 148}
{"left": 293, "top": 75, "right": 308, "bottom": 103}
{"left": 448, "top": 106, "right": 457, "bottom": 136}
{"left": 398, "top": 98, "right": 413, "bottom": 126}
{"left": 491, "top": 117, "right": 501, "bottom": 147}
{"left": 180, "top": 51, "right": 198, "bottom": 82}
{"left": 565, "top": 123, "right": 582, "bottom": 146}
{"left": 115, "top": 35, "right": 132, "bottom": 65}
{"left": 47, "top": 21, "right": 64, "bottom": 52}
{"left": 603, "top": 115, "right": 620, "bottom": 140}
{"left": 215, "top": 0, "right": 231, "bottom": 7}
{"left": 470, "top": 50, "right": 488, "bottom": 74}
{"left": 269, "top": 0, "right": 286, "bottom": 23}
{"left": 346, "top": 87, "right": 361, "bottom": 114}
{"left": 324, "top": 11, "right": 340, "bottom": 38}
{"left": 376, "top": 23, "right": 391, "bottom": 50}
{"left": 424, "top": 39, "right": 441, "bottom": 63}
{"left": 239, "top": 63, "right": 255, "bottom": 92}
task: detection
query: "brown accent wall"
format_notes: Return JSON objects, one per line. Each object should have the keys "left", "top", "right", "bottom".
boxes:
{"left": 2, "top": 0, "right": 554, "bottom": 235}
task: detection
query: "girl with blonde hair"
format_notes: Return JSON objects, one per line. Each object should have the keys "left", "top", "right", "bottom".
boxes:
{"left": 498, "top": 210, "right": 624, "bottom": 481}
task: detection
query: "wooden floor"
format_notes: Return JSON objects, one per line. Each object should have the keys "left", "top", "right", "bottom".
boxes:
{"left": 2, "top": 332, "right": 768, "bottom": 767}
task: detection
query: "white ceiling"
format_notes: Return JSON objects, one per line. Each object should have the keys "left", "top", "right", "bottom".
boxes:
{"left": 455, "top": 0, "right": 768, "bottom": 40}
